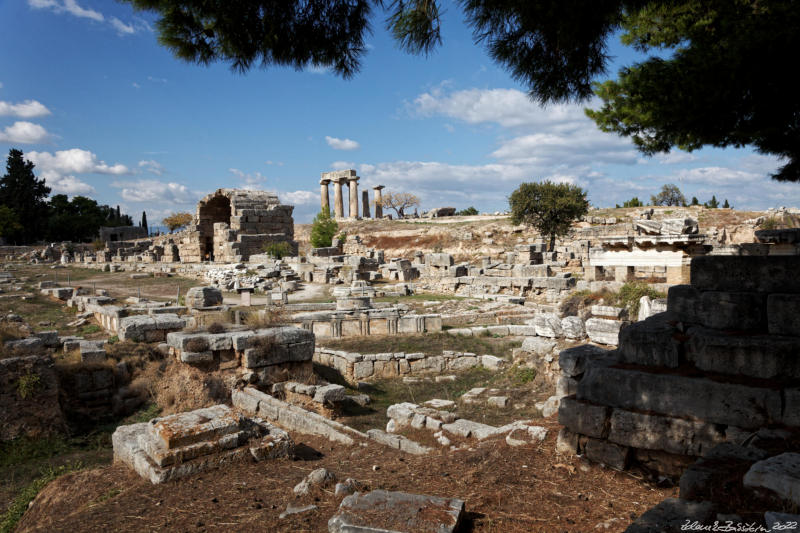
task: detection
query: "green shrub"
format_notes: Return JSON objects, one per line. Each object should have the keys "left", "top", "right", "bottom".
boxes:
{"left": 617, "top": 281, "right": 665, "bottom": 317}
{"left": 263, "top": 241, "right": 293, "bottom": 259}
{"left": 80, "top": 324, "right": 101, "bottom": 335}
{"left": 310, "top": 207, "right": 338, "bottom": 248}
{"left": 17, "top": 373, "right": 40, "bottom": 399}
{"left": 507, "top": 364, "right": 536, "bottom": 385}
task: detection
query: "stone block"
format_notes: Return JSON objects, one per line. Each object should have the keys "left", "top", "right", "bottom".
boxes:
{"left": 624, "top": 498, "right": 716, "bottom": 533}
{"left": 32, "top": 330, "right": 59, "bottom": 347}
{"left": 448, "top": 356, "right": 477, "bottom": 371}
{"left": 608, "top": 409, "right": 726, "bottom": 456}
{"left": 617, "top": 315, "right": 680, "bottom": 368}
{"left": 242, "top": 327, "right": 314, "bottom": 368}
{"left": 4, "top": 337, "right": 44, "bottom": 354}
{"left": 558, "top": 396, "right": 609, "bottom": 438}
{"left": 328, "top": 490, "right": 463, "bottom": 533}
{"left": 698, "top": 291, "right": 767, "bottom": 331}
{"left": 578, "top": 366, "right": 782, "bottom": 430}
{"left": 691, "top": 256, "right": 800, "bottom": 293}
{"left": 591, "top": 305, "right": 625, "bottom": 319}
{"left": 313, "top": 384, "right": 346, "bottom": 404}
{"left": 768, "top": 294, "right": 800, "bottom": 336}
{"left": 686, "top": 326, "right": 800, "bottom": 379}
{"left": 558, "top": 344, "right": 615, "bottom": 377}
{"left": 556, "top": 376, "right": 578, "bottom": 397}
{"left": 585, "top": 318, "right": 625, "bottom": 345}
{"left": 534, "top": 313, "right": 562, "bottom": 338}
{"left": 442, "top": 419, "right": 497, "bottom": 440}
{"left": 147, "top": 405, "right": 240, "bottom": 449}
{"left": 584, "top": 437, "right": 629, "bottom": 470}
{"left": 560, "top": 316, "right": 585, "bottom": 339}
{"left": 185, "top": 286, "right": 223, "bottom": 309}
{"left": 353, "top": 360, "right": 374, "bottom": 379}
{"left": 480, "top": 354, "right": 504, "bottom": 370}
{"left": 556, "top": 427, "right": 579, "bottom": 455}
{"left": 521, "top": 336, "right": 557, "bottom": 356}
{"left": 487, "top": 396, "right": 509, "bottom": 408}
{"left": 667, "top": 284, "right": 700, "bottom": 323}
{"left": 744, "top": 453, "right": 800, "bottom": 506}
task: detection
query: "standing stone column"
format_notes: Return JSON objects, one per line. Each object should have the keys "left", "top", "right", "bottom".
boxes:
{"left": 333, "top": 178, "right": 345, "bottom": 219}
{"left": 319, "top": 178, "right": 331, "bottom": 214}
{"left": 362, "top": 190, "right": 370, "bottom": 218}
{"left": 373, "top": 185, "right": 385, "bottom": 218}
{"left": 348, "top": 176, "right": 359, "bottom": 219}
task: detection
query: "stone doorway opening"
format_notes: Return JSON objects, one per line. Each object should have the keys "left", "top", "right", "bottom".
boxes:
{"left": 198, "top": 194, "right": 231, "bottom": 262}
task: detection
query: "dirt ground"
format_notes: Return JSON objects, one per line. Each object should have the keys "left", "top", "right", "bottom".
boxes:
{"left": 17, "top": 419, "right": 675, "bottom": 533}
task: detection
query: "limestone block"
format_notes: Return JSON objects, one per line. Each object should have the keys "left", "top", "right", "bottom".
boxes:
{"left": 686, "top": 326, "right": 800, "bottom": 379}
{"left": 147, "top": 405, "right": 240, "bottom": 448}
{"left": 744, "top": 453, "right": 800, "bottom": 506}
{"left": 32, "top": 330, "right": 59, "bottom": 347}
{"left": 448, "top": 356, "right": 477, "bottom": 371}
{"left": 4, "top": 337, "right": 44, "bottom": 353}
{"left": 768, "top": 294, "right": 800, "bottom": 336}
{"left": 558, "top": 396, "right": 609, "bottom": 438}
{"left": 698, "top": 291, "right": 767, "bottom": 331}
{"left": 585, "top": 318, "right": 625, "bottom": 345}
{"left": 560, "top": 316, "right": 585, "bottom": 339}
{"left": 180, "top": 351, "right": 213, "bottom": 364}
{"left": 487, "top": 396, "right": 509, "bottom": 408}
{"left": 313, "top": 384, "right": 346, "bottom": 404}
{"left": 556, "top": 427, "right": 579, "bottom": 455}
{"left": 185, "top": 286, "right": 223, "bottom": 308}
{"left": 691, "top": 256, "right": 800, "bottom": 293}
{"left": 578, "top": 366, "right": 782, "bottom": 429}
{"left": 667, "top": 284, "right": 700, "bottom": 323}
{"left": 617, "top": 314, "right": 680, "bottom": 368}
{"left": 608, "top": 409, "right": 727, "bottom": 456}
{"left": 328, "top": 490, "right": 463, "bottom": 533}
{"left": 241, "top": 327, "right": 314, "bottom": 368}
{"left": 441, "top": 419, "right": 497, "bottom": 440}
{"left": 534, "top": 313, "right": 562, "bottom": 338}
{"left": 373, "top": 359, "right": 399, "bottom": 378}
{"left": 584, "top": 437, "right": 629, "bottom": 470}
{"left": 479, "top": 355, "right": 504, "bottom": 370}
{"left": 521, "top": 336, "right": 556, "bottom": 356}
{"left": 485, "top": 325, "right": 509, "bottom": 336}
{"left": 558, "top": 344, "right": 615, "bottom": 377}
{"left": 555, "top": 376, "right": 578, "bottom": 397}
{"left": 625, "top": 498, "right": 716, "bottom": 533}
{"left": 591, "top": 305, "right": 626, "bottom": 319}
{"left": 507, "top": 325, "right": 537, "bottom": 336}
{"left": 353, "top": 360, "right": 374, "bottom": 379}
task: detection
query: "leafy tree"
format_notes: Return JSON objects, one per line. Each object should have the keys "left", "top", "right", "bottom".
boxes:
{"left": 651, "top": 184, "right": 686, "bottom": 207}
{"left": 456, "top": 206, "right": 479, "bottom": 216}
{"left": 162, "top": 212, "right": 193, "bottom": 232}
{"left": 310, "top": 206, "right": 338, "bottom": 248}
{"left": 380, "top": 192, "right": 420, "bottom": 218}
{"left": 622, "top": 197, "right": 643, "bottom": 208}
{"left": 508, "top": 180, "right": 589, "bottom": 251}
{"left": 125, "top": 1, "right": 800, "bottom": 181}
{"left": 0, "top": 149, "right": 51, "bottom": 243}
{"left": 0, "top": 206, "right": 22, "bottom": 241}
{"left": 690, "top": 196, "right": 699, "bottom": 206}
{"left": 723, "top": 198, "right": 730, "bottom": 209}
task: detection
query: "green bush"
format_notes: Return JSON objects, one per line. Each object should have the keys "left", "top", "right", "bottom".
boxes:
{"left": 17, "top": 373, "right": 40, "bottom": 399}
{"left": 456, "top": 206, "right": 479, "bottom": 216}
{"left": 617, "top": 281, "right": 665, "bottom": 317}
{"left": 309, "top": 207, "right": 338, "bottom": 248}
{"left": 263, "top": 241, "right": 293, "bottom": 259}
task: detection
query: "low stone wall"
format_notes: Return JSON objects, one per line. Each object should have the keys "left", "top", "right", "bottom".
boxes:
{"left": 313, "top": 347, "right": 505, "bottom": 385}
{"left": 0, "top": 355, "right": 66, "bottom": 440}
{"left": 294, "top": 311, "right": 442, "bottom": 339}
{"left": 558, "top": 256, "right": 800, "bottom": 476}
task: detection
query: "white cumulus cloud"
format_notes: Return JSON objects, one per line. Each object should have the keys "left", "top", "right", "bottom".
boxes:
{"left": 280, "top": 190, "right": 318, "bottom": 205}
{"left": 329, "top": 161, "right": 356, "bottom": 170}
{"left": 0, "top": 100, "right": 51, "bottom": 118}
{"left": 0, "top": 121, "right": 49, "bottom": 143}
{"left": 229, "top": 168, "right": 267, "bottom": 190}
{"left": 27, "top": 148, "right": 129, "bottom": 177}
{"left": 49, "top": 175, "right": 95, "bottom": 195}
{"left": 28, "top": 0, "right": 147, "bottom": 35}
{"left": 113, "top": 179, "right": 194, "bottom": 204}
{"left": 325, "top": 136, "right": 360, "bottom": 151}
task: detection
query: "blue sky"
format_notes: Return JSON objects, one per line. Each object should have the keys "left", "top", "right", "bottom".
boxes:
{"left": 1, "top": 0, "right": 798, "bottom": 224}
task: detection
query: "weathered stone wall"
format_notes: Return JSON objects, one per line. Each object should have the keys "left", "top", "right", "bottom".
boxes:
{"left": 558, "top": 256, "right": 800, "bottom": 475}
{"left": 0, "top": 355, "right": 66, "bottom": 441}
{"left": 313, "top": 347, "right": 505, "bottom": 385}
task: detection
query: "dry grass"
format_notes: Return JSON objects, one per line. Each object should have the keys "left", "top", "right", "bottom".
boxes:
{"left": 243, "top": 307, "right": 290, "bottom": 329}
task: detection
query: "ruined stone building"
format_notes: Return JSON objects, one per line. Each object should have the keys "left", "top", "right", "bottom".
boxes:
{"left": 97, "top": 189, "right": 296, "bottom": 264}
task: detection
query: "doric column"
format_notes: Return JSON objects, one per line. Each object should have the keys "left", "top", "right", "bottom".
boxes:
{"left": 319, "top": 178, "right": 331, "bottom": 214}
{"left": 348, "top": 176, "right": 359, "bottom": 218}
{"left": 373, "top": 185, "right": 385, "bottom": 218}
{"left": 362, "top": 190, "right": 370, "bottom": 218}
{"left": 333, "top": 178, "right": 344, "bottom": 219}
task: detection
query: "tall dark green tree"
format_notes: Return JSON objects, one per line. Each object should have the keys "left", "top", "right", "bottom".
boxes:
{"left": 141, "top": 211, "right": 148, "bottom": 234}
{"left": 123, "top": 0, "right": 800, "bottom": 183}
{"left": 509, "top": 180, "right": 589, "bottom": 251}
{"left": 0, "top": 149, "right": 51, "bottom": 244}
